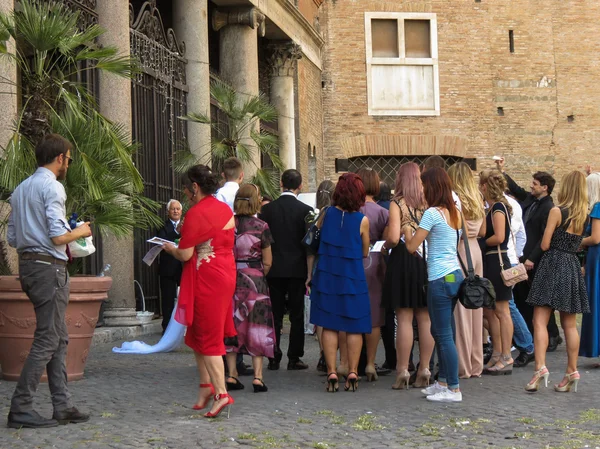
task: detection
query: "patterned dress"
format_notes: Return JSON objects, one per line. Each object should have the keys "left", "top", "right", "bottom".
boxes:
{"left": 228, "top": 215, "right": 276, "bottom": 358}
{"left": 527, "top": 208, "right": 590, "bottom": 314}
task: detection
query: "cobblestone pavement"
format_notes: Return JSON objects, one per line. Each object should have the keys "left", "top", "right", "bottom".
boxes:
{"left": 2, "top": 329, "right": 600, "bottom": 449}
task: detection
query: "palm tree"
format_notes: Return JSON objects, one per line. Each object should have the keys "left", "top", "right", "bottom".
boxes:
{"left": 176, "top": 78, "right": 284, "bottom": 199}
{"left": 0, "top": 0, "right": 161, "bottom": 274}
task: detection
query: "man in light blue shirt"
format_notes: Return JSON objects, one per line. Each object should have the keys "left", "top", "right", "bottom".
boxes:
{"left": 7, "top": 134, "right": 92, "bottom": 429}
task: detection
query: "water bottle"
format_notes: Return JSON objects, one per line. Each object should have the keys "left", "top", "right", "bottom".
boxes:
{"left": 98, "top": 264, "right": 111, "bottom": 277}
{"left": 69, "top": 212, "right": 78, "bottom": 230}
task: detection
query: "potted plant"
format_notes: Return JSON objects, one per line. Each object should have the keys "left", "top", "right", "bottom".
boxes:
{"left": 175, "top": 78, "right": 283, "bottom": 200}
{"left": 0, "top": 0, "right": 161, "bottom": 381}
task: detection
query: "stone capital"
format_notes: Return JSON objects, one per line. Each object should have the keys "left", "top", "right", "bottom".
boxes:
{"left": 212, "top": 7, "right": 266, "bottom": 37}
{"left": 267, "top": 42, "right": 303, "bottom": 77}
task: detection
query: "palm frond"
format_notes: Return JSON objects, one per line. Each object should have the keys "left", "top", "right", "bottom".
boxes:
{"left": 251, "top": 168, "right": 280, "bottom": 200}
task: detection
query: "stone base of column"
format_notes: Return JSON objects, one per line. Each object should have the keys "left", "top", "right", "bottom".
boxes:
{"left": 103, "top": 308, "right": 141, "bottom": 327}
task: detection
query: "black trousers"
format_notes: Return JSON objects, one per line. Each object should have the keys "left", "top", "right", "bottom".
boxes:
{"left": 381, "top": 309, "right": 397, "bottom": 367}
{"left": 159, "top": 276, "right": 179, "bottom": 332}
{"left": 513, "top": 273, "right": 559, "bottom": 338}
{"left": 268, "top": 277, "right": 306, "bottom": 362}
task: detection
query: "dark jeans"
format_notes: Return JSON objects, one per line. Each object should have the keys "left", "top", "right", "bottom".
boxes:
{"left": 268, "top": 277, "right": 306, "bottom": 362}
{"left": 513, "top": 272, "right": 559, "bottom": 338}
{"left": 11, "top": 260, "right": 72, "bottom": 413}
{"left": 159, "top": 276, "right": 179, "bottom": 332}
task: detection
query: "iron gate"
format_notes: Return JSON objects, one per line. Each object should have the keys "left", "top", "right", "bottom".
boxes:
{"left": 349, "top": 155, "right": 464, "bottom": 187}
{"left": 130, "top": 1, "right": 187, "bottom": 314}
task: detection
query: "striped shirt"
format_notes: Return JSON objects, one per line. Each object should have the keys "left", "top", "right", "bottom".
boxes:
{"left": 419, "top": 207, "right": 461, "bottom": 281}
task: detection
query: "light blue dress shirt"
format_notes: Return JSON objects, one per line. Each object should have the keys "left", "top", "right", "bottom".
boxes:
{"left": 7, "top": 167, "right": 71, "bottom": 261}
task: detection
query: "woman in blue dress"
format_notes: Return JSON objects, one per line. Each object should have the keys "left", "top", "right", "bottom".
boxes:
{"left": 310, "top": 173, "right": 371, "bottom": 393}
{"left": 579, "top": 172, "right": 600, "bottom": 360}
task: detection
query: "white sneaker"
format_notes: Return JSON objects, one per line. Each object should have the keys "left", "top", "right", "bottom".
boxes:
{"left": 421, "top": 381, "right": 445, "bottom": 396}
{"left": 426, "top": 389, "right": 463, "bottom": 403}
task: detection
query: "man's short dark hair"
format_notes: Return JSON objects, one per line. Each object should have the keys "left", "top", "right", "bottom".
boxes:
{"left": 281, "top": 169, "right": 302, "bottom": 190}
{"left": 222, "top": 157, "right": 243, "bottom": 181}
{"left": 533, "top": 171, "right": 556, "bottom": 195}
{"left": 36, "top": 134, "right": 72, "bottom": 167}
{"left": 423, "top": 155, "right": 446, "bottom": 172}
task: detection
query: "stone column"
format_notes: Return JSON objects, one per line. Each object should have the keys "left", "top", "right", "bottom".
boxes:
{"left": 173, "top": 0, "right": 211, "bottom": 165}
{"left": 96, "top": 0, "right": 137, "bottom": 326}
{"left": 0, "top": 0, "right": 19, "bottom": 274}
{"left": 215, "top": 7, "right": 264, "bottom": 177}
{"left": 268, "top": 42, "right": 302, "bottom": 170}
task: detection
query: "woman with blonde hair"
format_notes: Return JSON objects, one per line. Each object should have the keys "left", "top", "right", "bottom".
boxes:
{"left": 448, "top": 162, "right": 486, "bottom": 378}
{"left": 580, "top": 173, "right": 600, "bottom": 360}
{"left": 382, "top": 162, "right": 434, "bottom": 389}
{"left": 526, "top": 171, "right": 590, "bottom": 392}
{"left": 479, "top": 169, "right": 514, "bottom": 375}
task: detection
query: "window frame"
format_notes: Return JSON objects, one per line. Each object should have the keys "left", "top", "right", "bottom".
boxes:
{"left": 365, "top": 12, "right": 440, "bottom": 116}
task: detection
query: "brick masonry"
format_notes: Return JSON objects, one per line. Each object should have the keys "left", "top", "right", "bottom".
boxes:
{"left": 316, "top": 0, "right": 600, "bottom": 189}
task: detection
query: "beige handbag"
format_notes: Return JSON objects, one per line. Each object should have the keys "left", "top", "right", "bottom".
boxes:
{"left": 492, "top": 203, "right": 529, "bottom": 287}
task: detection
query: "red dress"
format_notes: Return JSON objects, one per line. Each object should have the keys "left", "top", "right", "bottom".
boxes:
{"left": 175, "top": 195, "right": 237, "bottom": 356}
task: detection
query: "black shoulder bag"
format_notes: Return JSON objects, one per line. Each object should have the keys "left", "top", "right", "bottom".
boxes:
{"left": 302, "top": 207, "right": 329, "bottom": 253}
{"left": 456, "top": 216, "right": 496, "bottom": 310}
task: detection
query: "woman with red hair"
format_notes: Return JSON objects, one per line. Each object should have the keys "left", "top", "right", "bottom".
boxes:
{"left": 406, "top": 168, "right": 464, "bottom": 403}
{"left": 310, "top": 173, "right": 371, "bottom": 393}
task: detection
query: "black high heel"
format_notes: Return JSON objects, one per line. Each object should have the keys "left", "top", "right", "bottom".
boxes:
{"left": 326, "top": 373, "right": 339, "bottom": 392}
{"left": 345, "top": 372, "right": 358, "bottom": 392}
{"left": 252, "top": 378, "right": 268, "bottom": 393}
{"left": 226, "top": 377, "right": 245, "bottom": 391}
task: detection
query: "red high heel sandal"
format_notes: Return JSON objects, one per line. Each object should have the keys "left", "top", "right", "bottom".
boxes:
{"left": 192, "top": 383, "right": 215, "bottom": 410}
{"left": 204, "top": 393, "right": 235, "bottom": 419}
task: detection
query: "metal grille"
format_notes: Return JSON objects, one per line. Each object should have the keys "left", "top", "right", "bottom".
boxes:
{"left": 130, "top": 1, "right": 187, "bottom": 314}
{"left": 348, "top": 155, "right": 463, "bottom": 187}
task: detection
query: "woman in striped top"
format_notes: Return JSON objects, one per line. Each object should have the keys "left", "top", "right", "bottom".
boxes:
{"left": 406, "top": 167, "right": 464, "bottom": 403}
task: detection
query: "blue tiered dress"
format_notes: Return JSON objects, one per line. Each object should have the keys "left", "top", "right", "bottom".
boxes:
{"left": 580, "top": 202, "right": 600, "bottom": 358}
{"left": 310, "top": 207, "right": 371, "bottom": 334}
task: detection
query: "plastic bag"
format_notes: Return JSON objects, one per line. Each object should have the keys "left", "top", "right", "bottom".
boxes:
{"left": 68, "top": 222, "right": 96, "bottom": 258}
{"left": 304, "top": 289, "right": 315, "bottom": 335}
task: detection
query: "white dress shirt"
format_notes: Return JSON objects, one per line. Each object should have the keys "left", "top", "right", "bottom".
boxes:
{"left": 215, "top": 181, "right": 239, "bottom": 212}
{"left": 505, "top": 194, "right": 527, "bottom": 265}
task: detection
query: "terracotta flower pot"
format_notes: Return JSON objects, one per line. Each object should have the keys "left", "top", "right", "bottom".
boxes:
{"left": 0, "top": 275, "right": 112, "bottom": 381}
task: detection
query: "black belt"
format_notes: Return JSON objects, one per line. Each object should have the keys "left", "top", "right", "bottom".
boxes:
{"left": 20, "top": 252, "right": 68, "bottom": 266}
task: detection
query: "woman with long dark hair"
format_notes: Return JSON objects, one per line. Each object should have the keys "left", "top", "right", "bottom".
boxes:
{"left": 310, "top": 173, "right": 370, "bottom": 393}
{"left": 405, "top": 167, "right": 464, "bottom": 403}
{"left": 162, "top": 165, "right": 237, "bottom": 418}
{"left": 382, "top": 162, "right": 434, "bottom": 390}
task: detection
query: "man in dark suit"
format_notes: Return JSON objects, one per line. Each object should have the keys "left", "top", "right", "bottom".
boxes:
{"left": 497, "top": 159, "right": 562, "bottom": 350}
{"left": 157, "top": 199, "right": 183, "bottom": 333}
{"left": 260, "top": 169, "right": 313, "bottom": 370}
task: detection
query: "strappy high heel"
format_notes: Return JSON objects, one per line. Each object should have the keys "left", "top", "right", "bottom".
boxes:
{"left": 392, "top": 370, "right": 410, "bottom": 390}
{"left": 525, "top": 366, "right": 549, "bottom": 392}
{"left": 412, "top": 368, "right": 431, "bottom": 389}
{"left": 365, "top": 365, "right": 378, "bottom": 382}
{"left": 326, "top": 373, "right": 339, "bottom": 393}
{"left": 204, "top": 393, "right": 235, "bottom": 419}
{"left": 554, "top": 371, "right": 580, "bottom": 393}
{"left": 252, "top": 378, "right": 268, "bottom": 393}
{"left": 192, "top": 383, "right": 215, "bottom": 410}
{"left": 345, "top": 372, "right": 358, "bottom": 392}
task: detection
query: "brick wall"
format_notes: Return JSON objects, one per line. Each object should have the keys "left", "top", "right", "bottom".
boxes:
{"left": 320, "top": 0, "right": 600, "bottom": 189}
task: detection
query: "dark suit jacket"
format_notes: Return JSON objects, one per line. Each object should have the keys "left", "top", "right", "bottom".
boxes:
{"left": 157, "top": 219, "right": 183, "bottom": 280}
{"left": 504, "top": 173, "right": 554, "bottom": 264}
{"left": 259, "top": 194, "right": 313, "bottom": 279}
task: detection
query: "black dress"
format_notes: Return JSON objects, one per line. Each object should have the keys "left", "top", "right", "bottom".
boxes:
{"left": 527, "top": 208, "right": 590, "bottom": 314}
{"left": 381, "top": 198, "right": 427, "bottom": 310}
{"left": 483, "top": 202, "right": 513, "bottom": 302}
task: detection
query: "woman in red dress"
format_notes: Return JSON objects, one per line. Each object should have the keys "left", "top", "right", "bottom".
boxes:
{"left": 163, "top": 164, "right": 237, "bottom": 418}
